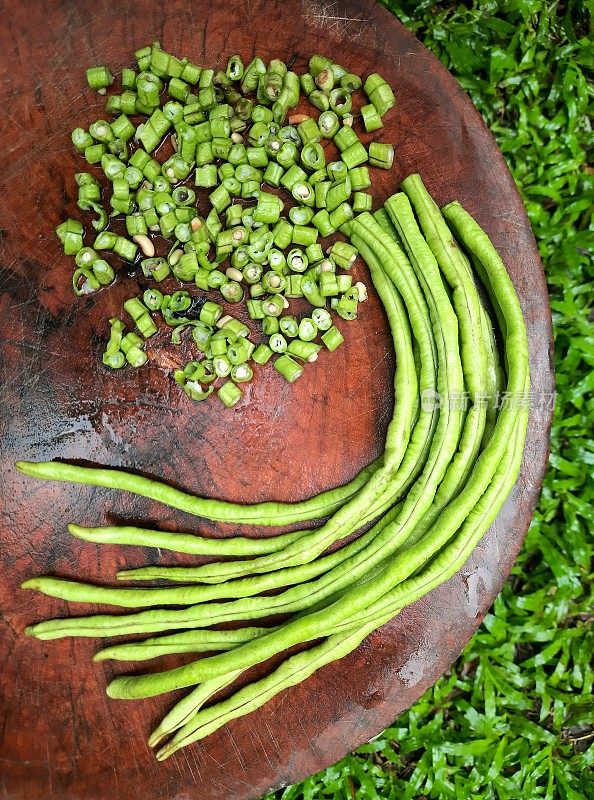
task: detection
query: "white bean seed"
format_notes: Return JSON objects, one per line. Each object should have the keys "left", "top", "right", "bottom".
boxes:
{"left": 355, "top": 281, "right": 368, "bottom": 302}
{"left": 226, "top": 268, "right": 244, "bottom": 282}
{"left": 133, "top": 235, "right": 155, "bottom": 257}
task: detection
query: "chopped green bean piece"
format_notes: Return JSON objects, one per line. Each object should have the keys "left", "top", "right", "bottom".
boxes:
{"left": 274, "top": 353, "right": 303, "bottom": 382}
{"left": 321, "top": 324, "right": 344, "bottom": 351}
{"left": 217, "top": 380, "right": 242, "bottom": 407}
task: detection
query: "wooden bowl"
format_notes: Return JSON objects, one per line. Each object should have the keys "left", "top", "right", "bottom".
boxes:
{"left": 0, "top": 0, "right": 553, "bottom": 798}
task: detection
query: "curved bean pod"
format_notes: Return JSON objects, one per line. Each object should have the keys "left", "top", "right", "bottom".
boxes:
{"left": 24, "top": 507, "right": 397, "bottom": 607}
{"left": 15, "top": 457, "right": 380, "bottom": 527}
{"left": 68, "top": 523, "right": 305, "bottom": 557}
{"left": 149, "top": 670, "right": 243, "bottom": 750}
{"left": 94, "top": 627, "right": 271, "bottom": 661}
{"left": 332, "top": 393, "right": 529, "bottom": 633}
{"left": 393, "top": 176, "right": 491, "bottom": 545}
{"left": 20, "top": 185, "right": 531, "bottom": 764}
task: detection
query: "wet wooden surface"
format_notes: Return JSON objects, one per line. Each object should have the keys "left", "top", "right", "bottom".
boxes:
{"left": 0, "top": 0, "right": 554, "bottom": 798}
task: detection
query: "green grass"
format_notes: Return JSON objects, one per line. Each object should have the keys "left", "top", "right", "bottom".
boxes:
{"left": 263, "top": 2, "right": 593, "bottom": 797}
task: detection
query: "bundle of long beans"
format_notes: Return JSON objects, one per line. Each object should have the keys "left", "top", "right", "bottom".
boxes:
{"left": 18, "top": 174, "right": 529, "bottom": 760}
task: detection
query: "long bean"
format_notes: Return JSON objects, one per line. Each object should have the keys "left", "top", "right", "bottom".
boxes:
{"left": 103, "top": 201, "right": 528, "bottom": 699}
{"left": 399, "top": 180, "right": 503, "bottom": 445}
{"left": 104, "top": 382, "right": 523, "bottom": 697}
{"left": 21, "top": 180, "right": 531, "bottom": 760}
{"left": 94, "top": 626, "right": 272, "bottom": 661}
{"left": 149, "top": 670, "right": 244, "bottom": 749}
{"left": 23, "top": 264, "right": 414, "bottom": 619}
{"left": 158, "top": 407, "right": 526, "bottom": 754}
{"left": 25, "top": 505, "right": 399, "bottom": 607}
{"left": 155, "top": 387, "right": 527, "bottom": 753}
{"left": 334, "top": 197, "right": 532, "bottom": 629}
{"left": 441, "top": 202, "right": 521, "bottom": 342}
{"left": 20, "top": 189, "right": 434, "bottom": 588}
{"left": 158, "top": 403, "right": 528, "bottom": 758}
{"left": 15, "top": 457, "right": 381, "bottom": 527}
{"left": 401, "top": 175, "right": 487, "bottom": 402}
{"left": 68, "top": 523, "right": 305, "bottom": 556}
{"left": 392, "top": 176, "right": 490, "bottom": 545}
{"left": 126, "top": 244, "right": 421, "bottom": 582}
{"left": 175, "top": 226, "right": 465, "bottom": 619}
{"left": 110, "top": 237, "right": 435, "bottom": 591}
{"left": 480, "top": 309, "right": 504, "bottom": 446}
{"left": 155, "top": 614, "right": 391, "bottom": 760}
{"left": 334, "top": 393, "right": 528, "bottom": 634}
{"left": 116, "top": 501, "right": 403, "bottom": 584}
{"left": 155, "top": 210, "right": 465, "bottom": 620}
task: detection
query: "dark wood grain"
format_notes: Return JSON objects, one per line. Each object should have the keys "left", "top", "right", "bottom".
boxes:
{"left": 0, "top": 1, "right": 554, "bottom": 798}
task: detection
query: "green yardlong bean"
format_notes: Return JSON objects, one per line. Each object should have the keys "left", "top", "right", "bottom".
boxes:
{"left": 158, "top": 403, "right": 528, "bottom": 757}
{"left": 120, "top": 244, "right": 420, "bottom": 582}
{"left": 25, "top": 506, "right": 399, "bottom": 607}
{"left": 15, "top": 457, "right": 381, "bottom": 527}
{"left": 151, "top": 670, "right": 244, "bottom": 749}
{"left": 102, "top": 201, "right": 528, "bottom": 699}
{"left": 94, "top": 626, "right": 271, "bottom": 661}
{"left": 149, "top": 369, "right": 527, "bottom": 751}
{"left": 68, "top": 523, "right": 305, "bottom": 556}
{"left": 390, "top": 176, "right": 490, "bottom": 545}
{"left": 154, "top": 615, "right": 391, "bottom": 760}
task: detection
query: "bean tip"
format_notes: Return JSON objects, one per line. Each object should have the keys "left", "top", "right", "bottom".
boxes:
{"left": 14, "top": 460, "right": 32, "bottom": 475}
{"left": 93, "top": 651, "right": 108, "bottom": 662}
{"left": 147, "top": 731, "right": 163, "bottom": 748}
{"left": 105, "top": 679, "right": 126, "bottom": 699}
{"left": 67, "top": 523, "right": 84, "bottom": 536}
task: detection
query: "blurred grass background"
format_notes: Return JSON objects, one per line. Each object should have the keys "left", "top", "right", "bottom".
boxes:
{"left": 264, "top": 2, "right": 593, "bottom": 797}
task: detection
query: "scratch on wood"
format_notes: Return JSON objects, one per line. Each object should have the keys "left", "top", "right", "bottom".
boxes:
{"left": 250, "top": 725, "right": 277, "bottom": 773}
{"left": 295, "top": 714, "right": 320, "bottom": 759}
{"left": 182, "top": 747, "right": 198, "bottom": 781}
{"left": 226, "top": 728, "right": 248, "bottom": 771}
{"left": 45, "top": 739, "right": 53, "bottom": 794}
{"left": 262, "top": 716, "right": 282, "bottom": 758}
{"left": 301, "top": 0, "right": 369, "bottom": 40}
{"left": 171, "top": 752, "right": 185, "bottom": 779}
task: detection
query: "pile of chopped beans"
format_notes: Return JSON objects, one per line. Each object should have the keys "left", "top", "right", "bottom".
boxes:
{"left": 56, "top": 44, "right": 395, "bottom": 407}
